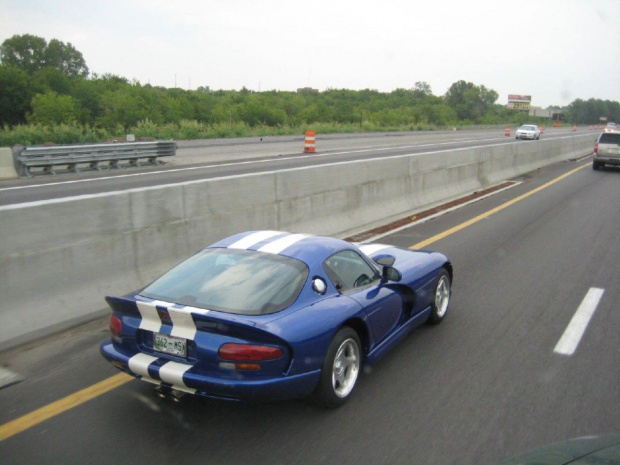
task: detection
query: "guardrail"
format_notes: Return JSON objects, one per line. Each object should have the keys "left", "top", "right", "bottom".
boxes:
{"left": 12, "top": 140, "right": 176, "bottom": 177}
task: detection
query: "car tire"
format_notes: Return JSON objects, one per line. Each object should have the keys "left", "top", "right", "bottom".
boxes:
{"left": 426, "top": 269, "right": 451, "bottom": 325}
{"left": 593, "top": 161, "right": 601, "bottom": 170}
{"left": 311, "top": 327, "right": 361, "bottom": 408}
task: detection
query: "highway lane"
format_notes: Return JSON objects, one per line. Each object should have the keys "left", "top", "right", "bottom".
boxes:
{"left": 380, "top": 160, "right": 620, "bottom": 462}
{"left": 0, "top": 127, "right": 587, "bottom": 206}
{"left": 0, "top": 157, "right": 617, "bottom": 464}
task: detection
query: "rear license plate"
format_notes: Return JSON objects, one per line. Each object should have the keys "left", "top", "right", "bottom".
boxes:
{"left": 153, "top": 333, "right": 187, "bottom": 357}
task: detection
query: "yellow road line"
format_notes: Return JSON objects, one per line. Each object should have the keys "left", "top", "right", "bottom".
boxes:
{"left": 412, "top": 163, "right": 589, "bottom": 250}
{"left": 0, "top": 372, "right": 132, "bottom": 442}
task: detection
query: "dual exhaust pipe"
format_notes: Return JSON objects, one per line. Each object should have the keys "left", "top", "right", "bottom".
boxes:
{"left": 155, "top": 385, "right": 186, "bottom": 403}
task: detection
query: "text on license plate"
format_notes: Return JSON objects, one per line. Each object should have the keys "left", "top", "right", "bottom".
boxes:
{"left": 153, "top": 333, "right": 187, "bottom": 357}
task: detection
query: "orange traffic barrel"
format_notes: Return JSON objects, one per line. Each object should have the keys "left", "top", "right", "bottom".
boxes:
{"left": 589, "top": 125, "right": 593, "bottom": 130}
{"left": 304, "top": 130, "right": 316, "bottom": 153}
{"left": 540, "top": 125, "right": 545, "bottom": 134}
{"left": 572, "top": 125, "right": 577, "bottom": 131}
{"left": 504, "top": 126, "right": 511, "bottom": 137}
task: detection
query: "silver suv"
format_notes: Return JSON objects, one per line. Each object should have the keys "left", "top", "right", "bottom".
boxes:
{"left": 593, "top": 131, "right": 620, "bottom": 170}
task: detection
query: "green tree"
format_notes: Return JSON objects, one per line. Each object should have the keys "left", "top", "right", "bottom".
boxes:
{"left": 323, "top": 89, "right": 358, "bottom": 123}
{"left": 188, "top": 91, "right": 215, "bottom": 123}
{"left": 281, "top": 94, "right": 306, "bottom": 125}
{"left": 479, "top": 85, "right": 498, "bottom": 106}
{"left": 31, "top": 67, "right": 72, "bottom": 95}
{"left": 163, "top": 87, "right": 195, "bottom": 122}
{"left": 0, "top": 34, "right": 88, "bottom": 78}
{"left": 211, "top": 103, "right": 234, "bottom": 124}
{"left": 424, "top": 103, "right": 457, "bottom": 125}
{"left": 239, "top": 95, "right": 286, "bottom": 126}
{"left": 567, "top": 98, "right": 620, "bottom": 124}
{"left": 444, "top": 80, "right": 498, "bottom": 122}
{"left": 44, "top": 39, "right": 89, "bottom": 78}
{"left": 97, "top": 88, "right": 150, "bottom": 130}
{"left": 69, "top": 78, "right": 102, "bottom": 125}
{"left": 28, "top": 91, "right": 80, "bottom": 125}
{"left": 412, "top": 81, "right": 433, "bottom": 96}
{"left": 0, "top": 66, "right": 33, "bottom": 126}
{"left": 0, "top": 34, "right": 47, "bottom": 74}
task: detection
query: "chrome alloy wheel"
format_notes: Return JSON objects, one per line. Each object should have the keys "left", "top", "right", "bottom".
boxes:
{"left": 331, "top": 338, "right": 360, "bottom": 398}
{"left": 434, "top": 275, "right": 450, "bottom": 318}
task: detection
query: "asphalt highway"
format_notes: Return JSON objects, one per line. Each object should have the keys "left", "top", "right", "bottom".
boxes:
{"left": 0, "top": 127, "right": 589, "bottom": 206}
{"left": 0, "top": 151, "right": 617, "bottom": 464}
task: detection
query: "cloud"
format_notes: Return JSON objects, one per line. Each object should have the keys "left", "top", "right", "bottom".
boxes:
{"left": 1, "top": 0, "right": 619, "bottom": 106}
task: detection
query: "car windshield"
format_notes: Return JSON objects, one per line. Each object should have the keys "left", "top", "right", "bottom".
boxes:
{"left": 599, "top": 133, "right": 620, "bottom": 144}
{"left": 521, "top": 125, "right": 536, "bottom": 130}
{"left": 140, "top": 248, "right": 308, "bottom": 315}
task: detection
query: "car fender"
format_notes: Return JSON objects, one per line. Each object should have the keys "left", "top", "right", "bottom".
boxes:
{"left": 363, "top": 245, "right": 451, "bottom": 312}
{"left": 260, "top": 294, "right": 370, "bottom": 376}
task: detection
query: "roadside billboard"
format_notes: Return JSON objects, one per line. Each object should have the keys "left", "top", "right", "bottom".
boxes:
{"left": 507, "top": 94, "right": 532, "bottom": 111}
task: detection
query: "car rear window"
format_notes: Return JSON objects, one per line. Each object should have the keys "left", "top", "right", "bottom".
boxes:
{"left": 599, "top": 133, "right": 620, "bottom": 144}
{"left": 140, "top": 248, "right": 309, "bottom": 315}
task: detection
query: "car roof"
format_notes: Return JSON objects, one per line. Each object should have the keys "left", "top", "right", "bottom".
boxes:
{"left": 208, "top": 230, "right": 358, "bottom": 264}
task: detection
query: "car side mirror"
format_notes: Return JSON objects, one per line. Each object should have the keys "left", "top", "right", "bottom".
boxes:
{"left": 383, "top": 266, "right": 401, "bottom": 282}
{"left": 375, "top": 257, "right": 401, "bottom": 282}
{"left": 375, "top": 256, "right": 395, "bottom": 267}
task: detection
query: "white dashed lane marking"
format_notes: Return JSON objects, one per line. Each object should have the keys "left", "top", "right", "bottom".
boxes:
{"left": 554, "top": 287, "right": 605, "bottom": 356}
{"left": 0, "top": 367, "right": 23, "bottom": 390}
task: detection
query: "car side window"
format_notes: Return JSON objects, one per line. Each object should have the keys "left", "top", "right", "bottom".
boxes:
{"left": 323, "top": 250, "right": 379, "bottom": 292}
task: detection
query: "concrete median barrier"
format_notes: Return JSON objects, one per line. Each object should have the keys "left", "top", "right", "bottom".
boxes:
{"left": 0, "top": 134, "right": 594, "bottom": 349}
{"left": 0, "top": 147, "right": 18, "bottom": 180}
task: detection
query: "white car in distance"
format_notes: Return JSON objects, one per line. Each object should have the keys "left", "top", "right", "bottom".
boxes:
{"left": 515, "top": 124, "right": 541, "bottom": 140}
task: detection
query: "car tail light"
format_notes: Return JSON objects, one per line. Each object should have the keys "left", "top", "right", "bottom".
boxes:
{"left": 218, "top": 343, "right": 284, "bottom": 371}
{"left": 110, "top": 314, "right": 122, "bottom": 342}
{"left": 594, "top": 142, "right": 598, "bottom": 154}
{"left": 219, "top": 343, "right": 283, "bottom": 361}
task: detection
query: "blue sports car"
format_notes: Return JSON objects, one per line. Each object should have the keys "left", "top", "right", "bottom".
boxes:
{"left": 100, "top": 231, "right": 452, "bottom": 408}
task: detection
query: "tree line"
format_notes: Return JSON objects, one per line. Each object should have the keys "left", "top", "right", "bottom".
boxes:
{"left": 1, "top": 34, "right": 619, "bottom": 144}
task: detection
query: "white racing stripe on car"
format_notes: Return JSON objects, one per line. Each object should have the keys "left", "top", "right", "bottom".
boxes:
{"left": 357, "top": 243, "right": 392, "bottom": 256}
{"left": 181, "top": 306, "right": 210, "bottom": 315}
{"left": 258, "top": 233, "right": 310, "bottom": 255}
{"left": 128, "top": 354, "right": 196, "bottom": 391}
{"left": 137, "top": 300, "right": 210, "bottom": 340}
{"left": 169, "top": 311, "right": 197, "bottom": 339}
{"left": 128, "top": 353, "right": 159, "bottom": 379}
{"left": 169, "top": 306, "right": 208, "bottom": 340}
{"left": 159, "top": 361, "right": 196, "bottom": 393}
{"left": 136, "top": 300, "right": 165, "bottom": 333}
{"left": 228, "top": 230, "right": 283, "bottom": 250}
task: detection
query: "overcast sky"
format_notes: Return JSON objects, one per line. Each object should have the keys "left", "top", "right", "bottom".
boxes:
{"left": 1, "top": 0, "right": 619, "bottom": 108}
